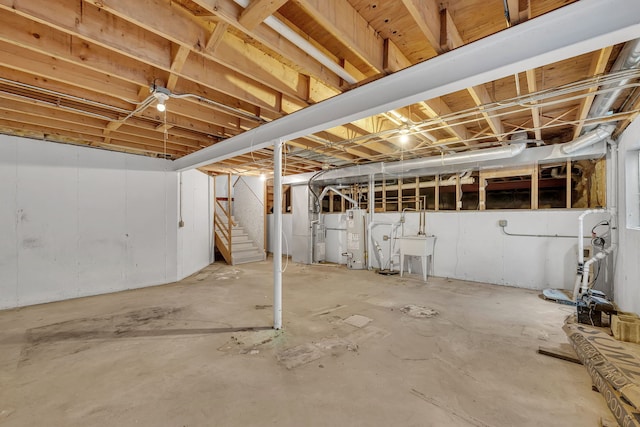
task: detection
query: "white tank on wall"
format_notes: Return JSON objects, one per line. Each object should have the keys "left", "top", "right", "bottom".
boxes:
{"left": 344, "top": 208, "right": 366, "bottom": 269}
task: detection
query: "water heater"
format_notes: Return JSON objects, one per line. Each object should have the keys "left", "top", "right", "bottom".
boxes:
{"left": 312, "top": 222, "right": 326, "bottom": 263}
{"left": 344, "top": 208, "right": 366, "bottom": 269}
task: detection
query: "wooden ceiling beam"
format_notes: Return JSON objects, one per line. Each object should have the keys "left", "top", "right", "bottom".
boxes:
{"left": 89, "top": 0, "right": 210, "bottom": 50}
{"left": 193, "top": 0, "right": 341, "bottom": 88}
{"left": 114, "top": 124, "right": 209, "bottom": 149}
{"left": 289, "top": 137, "right": 357, "bottom": 163}
{"left": 166, "top": 44, "right": 191, "bottom": 91}
{"left": 0, "top": 0, "right": 172, "bottom": 68}
{"left": 0, "top": 91, "right": 227, "bottom": 148}
{"left": 205, "top": 21, "right": 229, "bottom": 54}
{"left": 613, "top": 92, "right": 640, "bottom": 137}
{"left": 94, "top": 0, "right": 286, "bottom": 111}
{"left": 0, "top": 0, "right": 293, "bottom": 113}
{"left": 321, "top": 125, "right": 394, "bottom": 156}
{"left": 210, "top": 29, "right": 318, "bottom": 102}
{"left": 0, "top": 28, "right": 249, "bottom": 134}
{"left": 439, "top": 8, "right": 463, "bottom": 53}
{"left": 525, "top": 69, "right": 542, "bottom": 140}
{"left": 238, "top": 0, "right": 288, "bottom": 30}
{"left": 0, "top": 5, "right": 282, "bottom": 129}
{"left": 383, "top": 38, "right": 412, "bottom": 74}
{"left": 437, "top": 11, "right": 506, "bottom": 141}
{"left": 467, "top": 84, "right": 505, "bottom": 140}
{"left": 0, "top": 95, "right": 109, "bottom": 128}
{"left": 0, "top": 105, "right": 202, "bottom": 150}
{"left": 506, "top": 0, "right": 530, "bottom": 26}
{"left": 0, "top": 117, "right": 187, "bottom": 155}
{"left": 137, "top": 107, "right": 232, "bottom": 138}
{"left": 0, "top": 41, "right": 138, "bottom": 102}
{"left": 0, "top": 123, "right": 182, "bottom": 158}
{"left": 420, "top": 100, "right": 470, "bottom": 142}
{"left": 303, "top": 134, "right": 379, "bottom": 160}
{"left": 294, "top": 0, "right": 383, "bottom": 74}
{"left": 385, "top": 7, "right": 471, "bottom": 144}
{"left": 149, "top": 96, "right": 244, "bottom": 130}
{"left": 401, "top": 0, "right": 443, "bottom": 55}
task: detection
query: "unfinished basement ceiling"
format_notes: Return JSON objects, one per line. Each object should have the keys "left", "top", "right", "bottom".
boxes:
{"left": 0, "top": 0, "right": 638, "bottom": 176}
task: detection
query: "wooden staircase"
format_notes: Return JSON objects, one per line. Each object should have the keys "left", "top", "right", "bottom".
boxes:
{"left": 214, "top": 199, "right": 265, "bottom": 265}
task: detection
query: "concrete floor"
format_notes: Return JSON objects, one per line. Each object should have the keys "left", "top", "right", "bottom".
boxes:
{"left": 0, "top": 260, "right": 610, "bottom": 426}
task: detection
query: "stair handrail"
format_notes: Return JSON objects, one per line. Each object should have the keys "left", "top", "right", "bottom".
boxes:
{"left": 214, "top": 198, "right": 236, "bottom": 263}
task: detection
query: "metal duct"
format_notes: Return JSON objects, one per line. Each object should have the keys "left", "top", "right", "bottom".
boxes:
{"left": 561, "top": 124, "right": 615, "bottom": 154}
{"left": 583, "top": 38, "right": 640, "bottom": 133}
{"left": 297, "top": 143, "right": 526, "bottom": 184}
{"left": 383, "top": 143, "right": 526, "bottom": 174}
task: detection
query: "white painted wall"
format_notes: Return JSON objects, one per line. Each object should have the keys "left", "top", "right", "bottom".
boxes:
{"left": 0, "top": 135, "right": 212, "bottom": 309}
{"left": 614, "top": 117, "right": 640, "bottom": 313}
{"left": 273, "top": 205, "right": 609, "bottom": 291}
{"left": 233, "top": 176, "right": 265, "bottom": 251}
{"left": 176, "top": 169, "right": 214, "bottom": 281}
{"left": 266, "top": 214, "right": 293, "bottom": 255}
{"left": 291, "top": 186, "right": 312, "bottom": 264}
{"left": 416, "top": 210, "right": 608, "bottom": 290}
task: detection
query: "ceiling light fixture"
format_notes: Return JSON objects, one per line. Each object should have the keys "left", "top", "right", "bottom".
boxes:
{"left": 151, "top": 86, "right": 171, "bottom": 112}
{"left": 399, "top": 127, "right": 410, "bottom": 144}
{"left": 154, "top": 92, "right": 169, "bottom": 112}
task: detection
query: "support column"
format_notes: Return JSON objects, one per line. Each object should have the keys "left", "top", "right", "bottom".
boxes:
{"left": 368, "top": 175, "right": 374, "bottom": 270}
{"left": 273, "top": 139, "right": 283, "bottom": 330}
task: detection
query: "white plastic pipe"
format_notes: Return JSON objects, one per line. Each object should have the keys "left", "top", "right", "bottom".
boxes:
{"left": 367, "top": 221, "right": 401, "bottom": 270}
{"left": 578, "top": 245, "right": 616, "bottom": 296}
{"left": 232, "top": 0, "right": 358, "bottom": 85}
{"left": 608, "top": 139, "right": 619, "bottom": 247}
{"left": 577, "top": 209, "right": 609, "bottom": 266}
{"left": 273, "top": 139, "right": 283, "bottom": 330}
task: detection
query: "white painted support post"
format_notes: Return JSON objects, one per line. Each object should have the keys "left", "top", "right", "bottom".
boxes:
{"left": 273, "top": 139, "right": 283, "bottom": 330}
{"left": 367, "top": 175, "right": 374, "bottom": 269}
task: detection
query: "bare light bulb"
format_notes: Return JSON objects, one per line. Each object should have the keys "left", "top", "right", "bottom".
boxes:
{"left": 400, "top": 134, "right": 409, "bottom": 144}
{"left": 156, "top": 101, "right": 166, "bottom": 112}
{"left": 259, "top": 173, "right": 266, "bottom": 181}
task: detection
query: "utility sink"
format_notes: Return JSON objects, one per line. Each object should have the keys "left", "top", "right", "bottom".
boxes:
{"left": 399, "top": 236, "right": 436, "bottom": 282}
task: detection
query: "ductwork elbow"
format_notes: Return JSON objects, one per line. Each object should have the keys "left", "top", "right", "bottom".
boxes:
{"left": 561, "top": 124, "right": 615, "bottom": 154}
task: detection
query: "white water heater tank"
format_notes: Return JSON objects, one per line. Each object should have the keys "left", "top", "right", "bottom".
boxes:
{"left": 345, "top": 208, "right": 366, "bottom": 270}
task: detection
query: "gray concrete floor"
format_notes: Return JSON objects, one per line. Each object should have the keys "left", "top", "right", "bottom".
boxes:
{"left": 0, "top": 260, "right": 610, "bottom": 426}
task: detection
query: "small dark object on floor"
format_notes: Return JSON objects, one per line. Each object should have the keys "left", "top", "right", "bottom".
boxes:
{"left": 377, "top": 269, "right": 399, "bottom": 276}
{"left": 538, "top": 344, "right": 582, "bottom": 364}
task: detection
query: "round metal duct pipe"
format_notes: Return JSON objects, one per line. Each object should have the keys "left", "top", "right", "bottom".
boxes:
{"left": 561, "top": 124, "right": 615, "bottom": 154}
{"left": 383, "top": 143, "right": 526, "bottom": 174}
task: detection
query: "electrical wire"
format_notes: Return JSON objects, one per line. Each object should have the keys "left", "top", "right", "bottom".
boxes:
{"left": 588, "top": 259, "right": 602, "bottom": 289}
{"left": 308, "top": 169, "right": 328, "bottom": 213}
{"left": 591, "top": 220, "right": 610, "bottom": 248}
{"left": 281, "top": 227, "right": 290, "bottom": 273}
